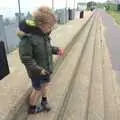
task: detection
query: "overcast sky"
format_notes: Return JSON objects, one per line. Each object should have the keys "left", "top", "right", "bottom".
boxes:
{"left": 0, "top": 0, "right": 107, "bottom": 17}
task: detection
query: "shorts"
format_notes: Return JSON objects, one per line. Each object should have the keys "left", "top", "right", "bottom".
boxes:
{"left": 31, "top": 75, "right": 50, "bottom": 90}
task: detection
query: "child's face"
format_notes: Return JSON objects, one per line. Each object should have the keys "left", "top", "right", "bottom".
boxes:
{"left": 40, "top": 23, "right": 54, "bottom": 34}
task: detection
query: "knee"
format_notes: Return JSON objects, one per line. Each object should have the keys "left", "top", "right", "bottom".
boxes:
{"left": 41, "top": 83, "right": 48, "bottom": 88}
{"left": 34, "top": 89, "right": 41, "bottom": 94}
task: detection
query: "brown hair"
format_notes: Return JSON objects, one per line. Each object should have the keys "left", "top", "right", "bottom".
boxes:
{"left": 32, "top": 6, "right": 56, "bottom": 25}
{"left": 38, "top": 6, "right": 52, "bottom": 13}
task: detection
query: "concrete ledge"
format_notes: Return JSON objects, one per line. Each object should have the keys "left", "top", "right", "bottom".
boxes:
{"left": 0, "top": 11, "right": 93, "bottom": 120}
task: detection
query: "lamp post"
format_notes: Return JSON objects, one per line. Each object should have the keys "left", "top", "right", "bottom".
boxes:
{"left": 18, "top": 0, "right": 21, "bottom": 23}
{"left": 65, "top": 0, "right": 68, "bottom": 22}
{"left": 74, "top": 0, "right": 76, "bottom": 10}
{"left": 73, "top": 0, "right": 76, "bottom": 19}
{"left": 52, "top": 0, "right": 54, "bottom": 11}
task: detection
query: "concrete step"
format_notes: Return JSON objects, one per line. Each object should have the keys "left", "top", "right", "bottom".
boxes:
{"left": 26, "top": 12, "right": 96, "bottom": 120}
{"left": 61, "top": 12, "right": 120, "bottom": 120}
{"left": 59, "top": 13, "right": 99, "bottom": 120}
{"left": 87, "top": 14, "right": 104, "bottom": 120}
{"left": 53, "top": 12, "right": 120, "bottom": 120}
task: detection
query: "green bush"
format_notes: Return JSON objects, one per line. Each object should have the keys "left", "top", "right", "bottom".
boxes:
{"left": 108, "top": 11, "right": 120, "bottom": 25}
{"left": 105, "top": 3, "right": 117, "bottom": 11}
{"left": 117, "top": 4, "right": 120, "bottom": 11}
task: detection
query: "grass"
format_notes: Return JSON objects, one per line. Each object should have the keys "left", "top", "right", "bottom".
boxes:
{"left": 97, "top": 3, "right": 120, "bottom": 26}
{"left": 108, "top": 11, "right": 120, "bottom": 25}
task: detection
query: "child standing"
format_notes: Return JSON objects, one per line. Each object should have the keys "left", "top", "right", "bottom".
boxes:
{"left": 17, "top": 6, "right": 63, "bottom": 114}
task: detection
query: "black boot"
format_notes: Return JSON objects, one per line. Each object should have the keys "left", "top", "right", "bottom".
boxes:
{"left": 41, "top": 97, "right": 51, "bottom": 112}
{"left": 41, "top": 101, "right": 51, "bottom": 112}
{"left": 28, "top": 105, "right": 44, "bottom": 114}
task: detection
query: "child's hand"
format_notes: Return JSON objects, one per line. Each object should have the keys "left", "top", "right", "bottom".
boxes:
{"left": 41, "top": 69, "right": 49, "bottom": 75}
{"left": 58, "top": 48, "right": 64, "bottom": 57}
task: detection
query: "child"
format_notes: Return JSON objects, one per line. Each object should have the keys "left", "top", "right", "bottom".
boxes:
{"left": 17, "top": 6, "right": 63, "bottom": 114}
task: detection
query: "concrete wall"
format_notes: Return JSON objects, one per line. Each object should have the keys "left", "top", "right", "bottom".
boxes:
{"left": 4, "top": 23, "right": 20, "bottom": 53}
{"left": 0, "top": 15, "right": 20, "bottom": 53}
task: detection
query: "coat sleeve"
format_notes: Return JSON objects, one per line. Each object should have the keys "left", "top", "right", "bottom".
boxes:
{"left": 49, "top": 37, "right": 59, "bottom": 55}
{"left": 19, "top": 37, "right": 44, "bottom": 75}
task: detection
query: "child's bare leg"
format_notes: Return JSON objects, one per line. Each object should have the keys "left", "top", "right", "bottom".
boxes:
{"left": 41, "top": 83, "right": 48, "bottom": 97}
{"left": 28, "top": 89, "right": 42, "bottom": 114}
{"left": 40, "top": 83, "right": 51, "bottom": 111}
{"left": 29, "top": 89, "right": 41, "bottom": 106}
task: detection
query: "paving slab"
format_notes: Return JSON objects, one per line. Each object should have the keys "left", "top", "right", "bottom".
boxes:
{"left": 61, "top": 14, "right": 98, "bottom": 120}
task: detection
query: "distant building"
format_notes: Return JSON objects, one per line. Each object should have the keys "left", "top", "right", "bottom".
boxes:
{"left": 77, "top": 3, "right": 87, "bottom": 11}
{"left": 0, "top": 14, "right": 20, "bottom": 53}
{"left": 55, "top": 9, "right": 68, "bottom": 24}
{"left": 26, "top": 12, "right": 32, "bottom": 19}
{"left": 15, "top": 12, "right": 25, "bottom": 22}
{"left": 107, "top": 0, "right": 118, "bottom": 4}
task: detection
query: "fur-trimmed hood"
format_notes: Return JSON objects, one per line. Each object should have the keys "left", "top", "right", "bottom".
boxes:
{"left": 17, "top": 19, "right": 51, "bottom": 39}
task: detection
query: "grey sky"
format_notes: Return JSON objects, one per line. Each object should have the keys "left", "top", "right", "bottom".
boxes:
{"left": 0, "top": 0, "right": 107, "bottom": 17}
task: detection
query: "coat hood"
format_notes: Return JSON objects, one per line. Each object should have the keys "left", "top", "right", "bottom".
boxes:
{"left": 17, "top": 19, "right": 51, "bottom": 39}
